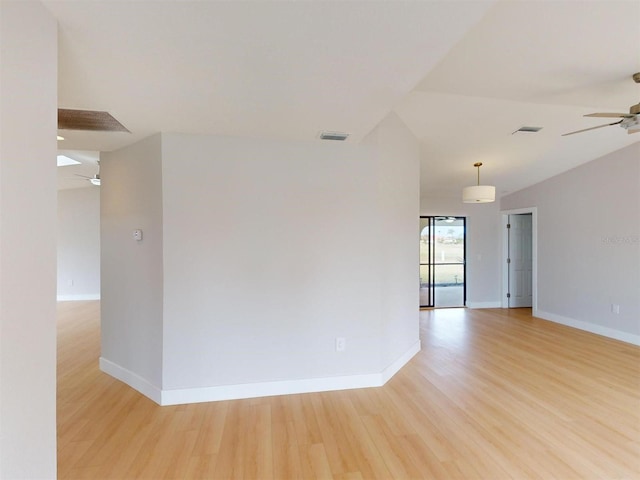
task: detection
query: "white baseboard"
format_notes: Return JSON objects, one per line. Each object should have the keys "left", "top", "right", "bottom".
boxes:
{"left": 162, "top": 340, "right": 421, "bottom": 406}
{"left": 99, "top": 357, "right": 162, "bottom": 404}
{"left": 161, "top": 372, "right": 381, "bottom": 406}
{"left": 100, "top": 341, "right": 421, "bottom": 407}
{"left": 466, "top": 301, "right": 501, "bottom": 309}
{"left": 57, "top": 294, "right": 100, "bottom": 301}
{"left": 381, "top": 340, "right": 421, "bottom": 384}
{"left": 536, "top": 310, "right": 640, "bottom": 346}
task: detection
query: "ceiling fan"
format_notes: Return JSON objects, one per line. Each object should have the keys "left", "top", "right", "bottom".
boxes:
{"left": 562, "top": 73, "right": 640, "bottom": 136}
{"left": 74, "top": 173, "right": 100, "bottom": 186}
{"left": 73, "top": 161, "right": 101, "bottom": 186}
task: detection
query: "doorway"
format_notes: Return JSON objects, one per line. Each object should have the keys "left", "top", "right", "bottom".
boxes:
{"left": 507, "top": 213, "right": 532, "bottom": 307}
{"left": 501, "top": 208, "right": 537, "bottom": 311}
{"left": 420, "top": 216, "right": 466, "bottom": 308}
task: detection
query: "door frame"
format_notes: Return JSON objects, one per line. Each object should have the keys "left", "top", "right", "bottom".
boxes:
{"left": 420, "top": 216, "right": 466, "bottom": 308}
{"left": 500, "top": 207, "right": 538, "bottom": 314}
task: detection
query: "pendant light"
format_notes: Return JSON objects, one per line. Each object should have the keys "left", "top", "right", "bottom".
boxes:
{"left": 462, "top": 162, "right": 495, "bottom": 203}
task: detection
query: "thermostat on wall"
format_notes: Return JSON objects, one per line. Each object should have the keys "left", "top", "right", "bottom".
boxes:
{"left": 133, "top": 229, "right": 143, "bottom": 241}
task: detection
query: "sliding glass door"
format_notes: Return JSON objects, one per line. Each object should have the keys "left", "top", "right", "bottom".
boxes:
{"left": 420, "top": 216, "right": 466, "bottom": 308}
{"left": 419, "top": 217, "right": 433, "bottom": 307}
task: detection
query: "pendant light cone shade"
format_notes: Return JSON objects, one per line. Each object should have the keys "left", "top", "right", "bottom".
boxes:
{"left": 462, "top": 162, "right": 495, "bottom": 203}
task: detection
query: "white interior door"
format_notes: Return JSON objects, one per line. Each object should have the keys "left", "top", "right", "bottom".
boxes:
{"left": 508, "top": 214, "right": 532, "bottom": 308}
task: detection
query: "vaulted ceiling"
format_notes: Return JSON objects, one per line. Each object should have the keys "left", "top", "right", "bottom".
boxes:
{"left": 46, "top": 0, "right": 640, "bottom": 196}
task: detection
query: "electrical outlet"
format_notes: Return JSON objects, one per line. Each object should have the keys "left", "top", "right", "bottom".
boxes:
{"left": 611, "top": 304, "right": 620, "bottom": 314}
{"left": 335, "top": 337, "right": 346, "bottom": 352}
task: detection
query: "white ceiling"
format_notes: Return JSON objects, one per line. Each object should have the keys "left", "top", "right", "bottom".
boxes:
{"left": 46, "top": 0, "right": 640, "bottom": 196}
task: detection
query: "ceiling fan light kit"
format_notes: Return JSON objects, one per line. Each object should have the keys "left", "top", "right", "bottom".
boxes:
{"left": 562, "top": 72, "right": 640, "bottom": 136}
{"left": 462, "top": 162, "right": 495, "bottom": 203}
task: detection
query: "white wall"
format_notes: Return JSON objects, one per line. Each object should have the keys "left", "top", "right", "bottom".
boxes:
{"left": 364, "top": 113, "right": 421, "bottom": 367}
{"left": 501, "top": 143, "right": 640, "bottom": 344}
{"left": 0, "top": 1, "right": 58, "bottom": 477}
{"left": 160, "top": 129, "right": 419, "bottom": 392}
{"left": 420, "top": 195, "right": 502, "bottom": 307}
{"left": 58, "top": 187, "right": 100, "bottom": 300}
{"left": 101, "top": 135, "right": 164, "bottom": 390}
{"left": 101, "top": 121, "right": 420, "bottom": 404}
{"left": 161, "top": 134, "right": 378, "bottom": 389}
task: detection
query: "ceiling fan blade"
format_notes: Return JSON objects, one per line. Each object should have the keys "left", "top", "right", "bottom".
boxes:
{"left": 584, "top": 113, "right": 634, "bottom": 118}
{"left": 562, "top": 120, "right": 623, "bottom": 137}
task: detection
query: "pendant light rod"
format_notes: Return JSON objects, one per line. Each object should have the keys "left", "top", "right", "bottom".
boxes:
{"left": 474, "top": 162, "right": 482, "bottom": 185}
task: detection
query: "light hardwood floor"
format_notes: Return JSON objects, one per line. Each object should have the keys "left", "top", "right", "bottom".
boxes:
{"left": 57, "top": 301, "right": 640, "bottom": 479}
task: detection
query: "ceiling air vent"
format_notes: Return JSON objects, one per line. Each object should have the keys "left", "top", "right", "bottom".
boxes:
{"left": 319, "top": 131, "right": 349, "bottom": 141}
{"left": 58, "top": 109, "right": 130, "bottom": 133}
{"left": 512, "top": 126, "right": 543, "bottom": 135}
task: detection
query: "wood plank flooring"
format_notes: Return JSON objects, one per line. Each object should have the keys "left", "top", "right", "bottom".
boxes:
{"left": 57, "top": 301, "right": 640, "bottom": 479}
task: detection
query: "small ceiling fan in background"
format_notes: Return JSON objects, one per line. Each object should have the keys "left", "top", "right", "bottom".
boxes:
{"left": 74, "top": 161, "right": 100, "bottom": 186}
{"left": 562, "top": 73, "right": 640, "bottom": 136}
